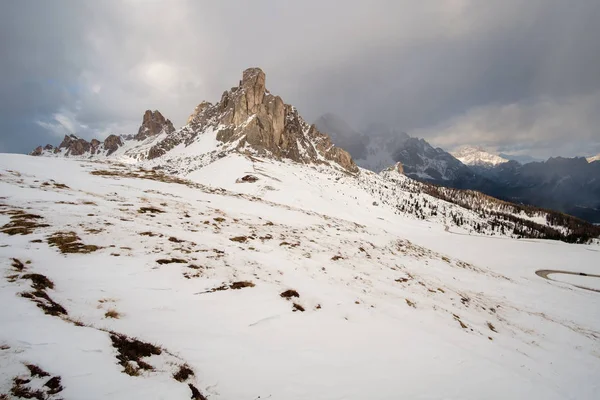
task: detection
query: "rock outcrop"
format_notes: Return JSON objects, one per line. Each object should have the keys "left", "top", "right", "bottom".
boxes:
{"left": 135, "top": 110, "right": 175, "bottom": 141}
{"left": 147, "top": 67, "right": 358, "bottom": 172}
{"left": 104, "top": 135, "right": 123, "bottom": 156}
{"left": 30, "top": 133, "right": 125, "bottom": 157}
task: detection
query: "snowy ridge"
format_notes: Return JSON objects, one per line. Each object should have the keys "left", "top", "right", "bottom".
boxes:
{"left": 452, "top": 146, "right": 509, "bottom": 168}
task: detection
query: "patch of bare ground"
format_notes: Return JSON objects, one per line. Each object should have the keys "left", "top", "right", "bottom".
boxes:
{"left": 280, "top": 289, "right": 300, "bottom": 299}
{"left": 230, "top": 236, "right": 249, "bottom": 243}
{"left": 292, "top": 303, "right": 305, "bottom": 312}
{"left": 156, "top": 258, "right": 187, "bottom": 265}
{"left": 47, "top": 231, "right": 100, "bottom": 254}
{"left": 110, "top": 333, "right": 161, "bottom": 376}
{"left": 189, "top": 383, "right": 208, "bottom": 400}
{"left": 197, "top": 281, "right": 256, "bottom": 294}
{"left": 331, "top": 255, "right": 344, "bottom": 261}
{"left": 405, "top": 299, "right": 416, "bottom": 308}
{"left": 41, "top": 181, "right": 70, "bottom": 190}
{"left": 453, "top": 314, "right": 468, "bottom": 329}
{"left": 105, "top": 309, "right": 121, "bottom": 319}
{"left": 11, "top": 258, "right": 25, "bottom": 271}
{"left": 8, "top": 364, "right": 63, "bottom": 399}
{"left": 487, "top": 322, "right": 497, "bottom": 333}
{"left": 0, "top": 210, "right": 49, "bottom": 235}
{"left": 139, "top": 231, "right": 162, "bottom": 237}
{"left": 138, "top": 206, "right": 164, "bottom": 214}
{"left": 173, "top": 364, "right": 195, "bottom": 382}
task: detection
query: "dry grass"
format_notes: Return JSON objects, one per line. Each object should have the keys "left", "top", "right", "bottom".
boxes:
{"left": 292, "top": 303, "right": 305, "bottom": 312}
{"left": 189, "top": 383, "right": 208, "bottom": 400}
{"left": 487, "top": 322, "right": 497, "bottom": 333}
{"left": 0, "top": 211, "right": 49, "bottom": 236}
{"left": 405, "top": 299, "right": 416, "bottom": 308}
{"left": 453, "top": 314, "right": 468, "bottom": 329}
{"left": 22, "top": 273, "right": 54, "bottom": 291}
{"left": 25, "top": 364, "right": 49, "bottom": 378}
{"left": 173, "top": 364, "right": 195, "bottom": 382}
{"left": 230, "top": 281, "right": 255, "bottom": 290}
{"left": 47, "top": 231, "right": 100, "bottom": 254}
{"left": 11, "top": 258, "right": 25, "bottom": 271}
{"left": 280, "top": 289, "right": 300, "bottom": 299}
{"left": 110, "top": 333, "right": 161, "bottom": 376}
{"left": 230, "top": 236, "right": 248, "bottom": 243}
{"left": 156, "top": 258, "right": 187, "bottom": 265}
{"left": 105, "top": 309, "right": 121, "bottom": 319}
{"left": 138, "top": 207, "right": 164, "bottom": 214}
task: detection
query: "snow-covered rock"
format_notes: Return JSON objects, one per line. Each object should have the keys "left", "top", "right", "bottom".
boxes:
{"left": 452, "top": 146, "right": 509, "bottom": 168}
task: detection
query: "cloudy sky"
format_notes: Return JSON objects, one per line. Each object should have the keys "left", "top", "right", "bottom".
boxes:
{"left": 2, "top": 0, "right": 599, "bottom": 158}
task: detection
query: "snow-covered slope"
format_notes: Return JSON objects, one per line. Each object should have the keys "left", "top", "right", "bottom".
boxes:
{"left": 1, "top": 153, "right": 599, "bottom": 399}
{"left": 452, "top": 146, "right": 509, "bottom": 168}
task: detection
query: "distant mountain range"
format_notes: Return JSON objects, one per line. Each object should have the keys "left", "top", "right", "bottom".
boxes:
{"left": 315, "top": 114, "right": 600, "bottom": 223}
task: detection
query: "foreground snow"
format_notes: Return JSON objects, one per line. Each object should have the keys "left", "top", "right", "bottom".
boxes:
{"left": 1, "top": 154, "right": 599, "bottom": 399}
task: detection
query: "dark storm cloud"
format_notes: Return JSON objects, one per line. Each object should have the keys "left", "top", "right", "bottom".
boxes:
{"left": 1, "top": 0, "right": 599, "bottom": 157}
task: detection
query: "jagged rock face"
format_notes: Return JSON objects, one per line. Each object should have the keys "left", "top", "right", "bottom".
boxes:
{"left": 31, "top": 146, "right": 43, "bottom": 156}
{"left": 104, "top": 135, "right": 123, "bottom": 156}
{"left": 135, "top": 110, "right": 175, "bottom": 141}
{"left": 148, "top": 67, "right": 357, "bottom": 172}
{"left": 58, "top": 134, "right": 91, "bottom": 156}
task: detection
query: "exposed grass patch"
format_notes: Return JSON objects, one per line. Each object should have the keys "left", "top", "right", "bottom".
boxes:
{"left": 138, "top": 207, "right": 164, "bottom": 214}
{"left": 280, "top": 289, "right": 300, "bottom": 299}
{"left": 156, "top": 258, "right": 187, "bottom": 265}
{"left": 11, "top": 258, "right": 25, "bottom": 271}
{"left": 20, "top": 290, "right": 67, "bottom": 316}
{"left": 280, "top": 241, "right": 299, "bottom": 247}
{"left": 10, "top": 378, "right": 45, "bottom": 400}
{"left": 189, "top": 383, "right": 208, "bottom": 400}
{"left": 110, "top": 333, "right": 161, "bottom": 376}
{"left": 22, "top": 273, "right": 54, "bottom": 291}
{"left": 105, "top": 309, "right": 121, "bottom": 319}
{"left": 230, "top": 236, "right": 248, "bottom": 243}
{"left": 139, "top": 231, "right": 162, "bottom": 237}
{"left": 47, "top": 231, "right": 100, "bottom": 254}
{"left": 173, "top": 364, "right": 195, "bottom": 382}
{"left": 44, "top": 376, "right": 63, "bottom": 395}
{"left": 213, "top": 217, "right": 226, "bottom": 223}
{"left": 168, "top": 236, "right": 184, "bottom": 243}
{"left": 292, "top": 303, "right": 305, "bottom": 312}
{"left": 25, "top": 364, "right": 49, "bottom": 378}
{"left": 331, "top": 255, "right": 344, "bottom": 261}
{"left": 1, "top": 211, "right": 49, "bottom": 236}
{"left": 453, "top": 314, "right": 468, "bottom": 329}
{"left": 405, "top": 299, "right": 416, "bottom": 308}
{"left": 230, "top": 281, "right": 255, "bottom": 290}
{"left": 487, "top": 322, "right": 497, "bottom": 333}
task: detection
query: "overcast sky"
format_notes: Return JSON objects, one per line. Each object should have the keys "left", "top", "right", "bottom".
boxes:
{"left": 2, "top": 0, "right": 599, "bottom": 158}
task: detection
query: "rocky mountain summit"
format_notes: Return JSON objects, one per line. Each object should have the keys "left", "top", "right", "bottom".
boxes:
{"left": 135, "top": 110, "right": 175, "bottom": 140}
{"left": 30, "top": 109, "right": 174, "bottom": 157}
{"left": 31, "top": 68, "right": 357, "bottom": 173}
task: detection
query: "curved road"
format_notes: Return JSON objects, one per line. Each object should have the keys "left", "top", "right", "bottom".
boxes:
{"left": 535, "top": 270, "right": 600, "bottom": 293}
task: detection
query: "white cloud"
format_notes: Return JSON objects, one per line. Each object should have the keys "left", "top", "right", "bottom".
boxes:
{"left": 418, "top": 92, "right": 600, "bottom": 158}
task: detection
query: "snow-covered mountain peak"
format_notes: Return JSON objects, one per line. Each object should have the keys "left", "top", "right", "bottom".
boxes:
{"left": 587, "top": 153, "right": 600, "bottom": 163}
{"left": 451, "top": 146, "right": 508, "bottom": 167}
